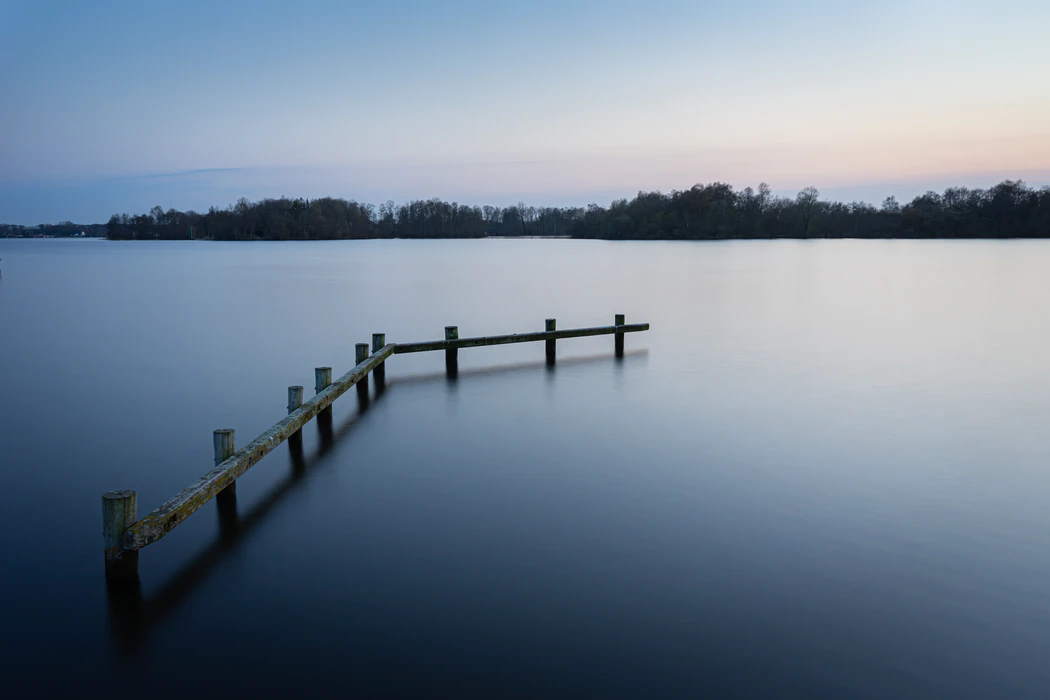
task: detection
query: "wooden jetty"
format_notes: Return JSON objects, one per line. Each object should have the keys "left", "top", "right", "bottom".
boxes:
{"left": 102, "top": 316, "right": 650, "bottom": 581}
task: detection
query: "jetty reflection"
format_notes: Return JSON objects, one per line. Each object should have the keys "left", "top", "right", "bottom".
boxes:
{"left": 106, "top": 350, "right": 646, "bottom": 653}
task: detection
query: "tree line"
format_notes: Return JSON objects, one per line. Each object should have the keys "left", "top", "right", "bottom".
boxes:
{"left": 9, "top": 179, "right": 1048, "bottom": 241}
{"left": 1, "top": 222, "right": 107, "bottom": 238}
{"left": 102, "top": 197, "right": 585, "bottom": 240}
{"left": 574, "top": 180, "right": 1050, "bottom": 240}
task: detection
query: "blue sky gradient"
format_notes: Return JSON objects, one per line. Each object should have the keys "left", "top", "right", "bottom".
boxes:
{"left": 2, "top": 0, "right": 1048, "bottom": 223}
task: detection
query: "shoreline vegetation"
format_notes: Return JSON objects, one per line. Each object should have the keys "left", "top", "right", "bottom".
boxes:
{"left": 2, "top": 180, "right": 1047, "bottom": 241}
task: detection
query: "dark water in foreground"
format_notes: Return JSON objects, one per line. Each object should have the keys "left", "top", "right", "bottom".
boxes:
{"left": 2, "top": 238, "right": 1050, "bottom": 698}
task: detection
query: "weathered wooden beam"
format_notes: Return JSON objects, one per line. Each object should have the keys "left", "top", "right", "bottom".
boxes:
{"left": 394, "top": 323, "right": 650, "bottom": 354}
{"left": 545, "top": 318, "right": 556, "bottom": 365}
{"left": 103, "top": 490, "right": 138, "bottom": 582}
{"left": 123, "top": 345, "right": 395, "bottom": 550}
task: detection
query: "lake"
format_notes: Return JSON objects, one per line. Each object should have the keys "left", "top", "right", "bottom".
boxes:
{"left": 2, "top": 238, "right": 1050, "bottom": 698}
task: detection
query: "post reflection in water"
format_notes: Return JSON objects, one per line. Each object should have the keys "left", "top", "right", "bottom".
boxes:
{"left": 105, "top": 377, "right": 376, "bottom": 653}
{"left": 104, "top": 351, "right": 641, "bottom": 655}
{"left": 4, "top": 237, "right": 1047, "bottom": 698}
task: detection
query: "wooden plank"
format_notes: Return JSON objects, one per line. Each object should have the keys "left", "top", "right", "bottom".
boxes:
{"left": 123, "top": 344, "right": 395, "bottom": 550}
{"left": 394, "top": 323, "right": 650, "bottom": 354}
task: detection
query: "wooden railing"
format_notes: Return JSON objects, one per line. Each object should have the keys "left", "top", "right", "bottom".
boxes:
{"left": 102, "top": 316, "right": 650, "bottom": 581}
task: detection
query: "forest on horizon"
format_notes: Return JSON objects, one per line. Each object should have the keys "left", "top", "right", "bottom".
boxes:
{"left": 2, "top": 179, "right": 1047, "bottom": 241}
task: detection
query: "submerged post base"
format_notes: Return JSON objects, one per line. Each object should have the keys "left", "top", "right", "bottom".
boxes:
{"left": 102, "top": 490, "right": 139, "bottom": 582}
{"left": 445, "top": 326, "right": 459, "bottom": 378}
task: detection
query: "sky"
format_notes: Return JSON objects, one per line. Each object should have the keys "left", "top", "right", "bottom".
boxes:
{"left": 1, "top": 0, "right": 1048, "bottom": 224}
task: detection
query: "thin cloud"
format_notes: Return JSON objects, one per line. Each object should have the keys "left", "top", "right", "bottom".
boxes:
{"left": 130, "top": 167, "right": 248, "bottom": 180}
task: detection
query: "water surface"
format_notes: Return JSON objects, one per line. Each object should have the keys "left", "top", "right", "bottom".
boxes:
{"left": 1, "top": 238, "right": 1049, "bottom": 698}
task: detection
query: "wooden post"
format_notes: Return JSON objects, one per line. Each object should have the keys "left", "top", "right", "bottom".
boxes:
{"left": 119, "top": 345, "right": 402, "bottom": 552}
{"left": 288, "top": 385, "right": 304, "bottom": 413}
{"left": 288, "top": 385, "right": 304, "bottom": 448}
{"left": 214, "top": 429, "right": 235, "bottom": 464}
{"left": 102, "top": 490, "right": 138, "bottom": 582}
{"left": 372, "top": 333, "right": 386, "bottom": 389}
{"left": 445, "top": 326, "right": 459, "bottom": 378}
{"left": 545, "top": 318, "right": 557, "bottom": 365}
{"left": 315, "top": 366, "right": 333, "bottom": 424}
{"left": 315, "top": 367, "right": 332, "bottom": 395}
{"left": 615, "top": 314, "right": 625, "bottom": 357}
{"left": 356, "top": 343, "right": 370, "bottom": 399}
{"left": 106, "top": 323, "right": 658, "bottom": 561}
{"left": 214, "top": 429, "right": 236, "bottom": 505}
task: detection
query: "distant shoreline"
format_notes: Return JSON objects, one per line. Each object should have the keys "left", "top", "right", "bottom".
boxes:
{"left": 4, "top": 179, "right": 1047, "bottom": 241}
{"left": 6, "top": 235, "right": 1050, "bottom": 244}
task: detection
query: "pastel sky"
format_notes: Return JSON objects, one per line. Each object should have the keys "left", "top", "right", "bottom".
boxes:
{"left": 2, "top": 0, "right": 1048, "bottom": 224}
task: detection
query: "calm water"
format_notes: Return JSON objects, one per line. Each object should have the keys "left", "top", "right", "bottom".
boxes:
{"left": 2, "top": 238, "right": 1050, "bottom": 698}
